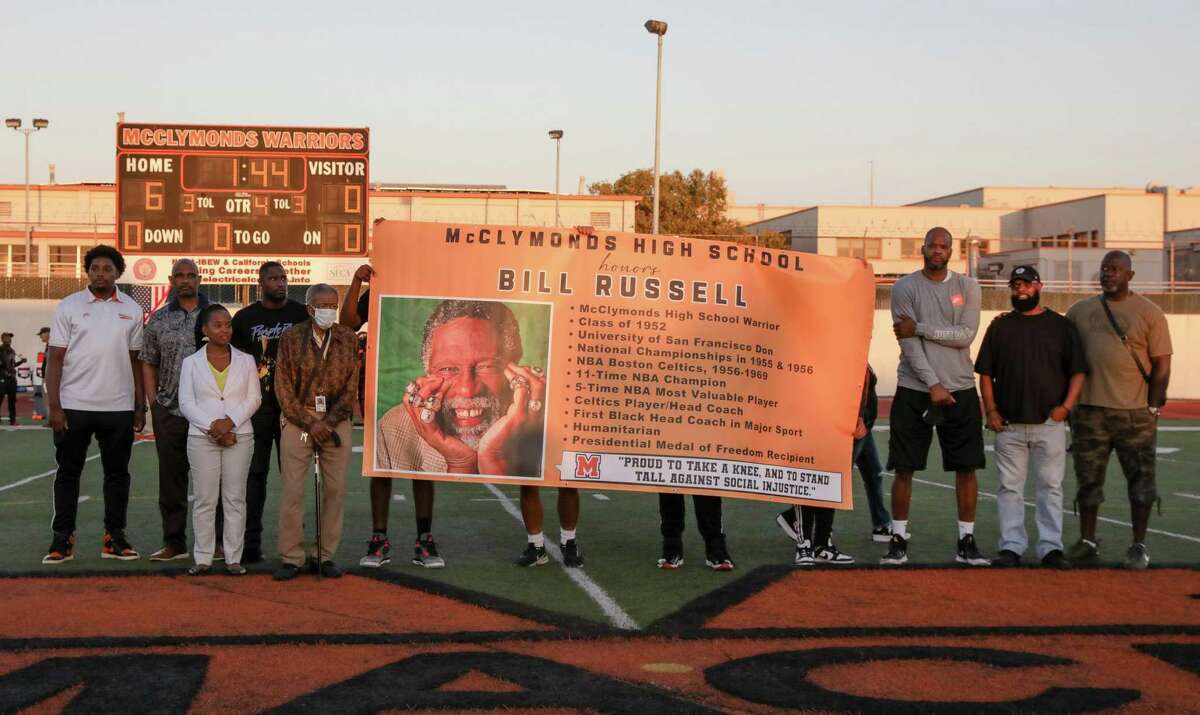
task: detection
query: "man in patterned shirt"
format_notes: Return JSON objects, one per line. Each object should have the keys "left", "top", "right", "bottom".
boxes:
{"left": 140, "top": 259, "right": 209, "bottom": 562}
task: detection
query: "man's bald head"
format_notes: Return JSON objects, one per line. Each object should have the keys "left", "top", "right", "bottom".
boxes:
{"left": 1102, "top": 250, "right": 1132, "bottom": 270}
{"left": 924, "top": 226, "right": 953, "bottom": 247}
{"left": 169, "top": 257, "right": 200, "bottom": 298}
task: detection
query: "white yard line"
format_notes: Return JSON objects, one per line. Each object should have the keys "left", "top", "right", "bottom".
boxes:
{"left": 1174, "top": 492, "right": 1200, "bottom": 501}
{"left": 894, "top": 473, "right": 1200, "bottom": 545}
{"left": 483, "top": 483, "right": 638, "bottom": 631}
{"left": 0, "top": 441, "right": 149, "bottom": 493}
{"left": 591, "top": 493, "right": 611, "bottom": 501}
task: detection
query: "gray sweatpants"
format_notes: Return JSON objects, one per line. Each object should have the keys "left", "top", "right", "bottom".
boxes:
{"left": 993, "top": 420, "right": 1067, "bottom": 559}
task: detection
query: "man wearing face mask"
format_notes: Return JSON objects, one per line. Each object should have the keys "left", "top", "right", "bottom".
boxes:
{"left": 975, "top": 266, "right": 1086, "bottom": 569}
{"left": 272, "top": 284, "right": 358, "bottom": 580}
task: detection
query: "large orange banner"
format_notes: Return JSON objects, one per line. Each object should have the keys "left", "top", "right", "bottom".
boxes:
{"left": 363, "top": 222, "right": 874, "bottom": 508}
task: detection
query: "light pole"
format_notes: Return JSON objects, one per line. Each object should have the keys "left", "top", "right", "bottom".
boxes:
{"left": 645, "top": 19, "right": 667, "bottom": 235}
{"left": 5, "top": 117, "right": 50, "bottom": 270}
{"left": 549, "top": 129, "right": 563, "bottom": 227}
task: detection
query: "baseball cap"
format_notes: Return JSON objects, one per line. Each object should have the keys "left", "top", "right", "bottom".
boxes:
{"left": 36, "top": 326, "right": 50, "bottom": 335}
{"left": 1009, "top": 265, "right": 1041, "bottom": 285}
{"left": 0, "top": 332, "right": 11, "bottom": 339}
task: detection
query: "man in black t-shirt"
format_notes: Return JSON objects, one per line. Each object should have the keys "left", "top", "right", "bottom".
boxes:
{"left": 975, "top": 265, "right": 1087, "bottom": 569}
{"left": 230, "top": 261, "right": 310, "bottom": 563}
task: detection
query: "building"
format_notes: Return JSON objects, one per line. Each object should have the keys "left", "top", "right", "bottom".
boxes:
{"left": 0, "top": 182, "right": 639, "bottom": 283}
{"left": 746, "top": 185, "right": 1200, "bottom": 286}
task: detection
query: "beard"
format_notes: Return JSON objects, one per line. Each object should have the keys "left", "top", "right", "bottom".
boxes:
{"left": 439, "top": 393, "right": 504, "bottom": 448}
{"left": 1011, "top": 292, "right": 1040, "bottom": 312}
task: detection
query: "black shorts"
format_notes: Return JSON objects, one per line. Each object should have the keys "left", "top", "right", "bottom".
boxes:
{"left": 887, "top": 386, "right": 985, "bottom": 472}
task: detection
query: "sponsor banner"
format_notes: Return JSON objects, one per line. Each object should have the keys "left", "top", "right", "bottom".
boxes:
{"left": 124, "top": 254, "right": 363, "bottom": 286}
{"left": 362, "top": 221, "right": 874, "bottom": 507}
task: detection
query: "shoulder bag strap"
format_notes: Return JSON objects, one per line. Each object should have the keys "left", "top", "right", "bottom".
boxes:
{"left": 1098, "top": 296, "right": 1151, "bottom": 384}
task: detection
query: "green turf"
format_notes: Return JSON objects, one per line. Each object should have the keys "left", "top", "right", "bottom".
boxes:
{"left": 1, "top": 420, "right": 1198, "bottom": 628}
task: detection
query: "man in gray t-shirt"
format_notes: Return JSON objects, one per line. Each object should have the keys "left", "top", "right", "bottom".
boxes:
{"left": 881, "top": 227, "right": 988, "bottom": 567}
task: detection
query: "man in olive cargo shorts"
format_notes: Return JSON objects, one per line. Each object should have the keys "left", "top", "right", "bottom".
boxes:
{"left": 1066, "top": 251, "right": 1172, "bottom": 570}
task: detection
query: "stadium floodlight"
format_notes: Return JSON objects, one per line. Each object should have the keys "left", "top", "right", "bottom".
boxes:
{"left": 549, "top": 130, "right": 563, "bottom": 227}
{"left": 644, "top": 20, "right": 667, "bottom": 234}
{"left": 7, "top": 117, "right": 51, "bottom": 268}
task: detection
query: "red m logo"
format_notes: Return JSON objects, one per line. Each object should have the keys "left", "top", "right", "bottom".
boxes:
{"left": 574, "top": 454, "right": 601, "bottom": 479}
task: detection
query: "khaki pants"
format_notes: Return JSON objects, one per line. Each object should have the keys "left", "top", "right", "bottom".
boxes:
{"left": 278, "top": 419, "right": 352, "bottom": 566}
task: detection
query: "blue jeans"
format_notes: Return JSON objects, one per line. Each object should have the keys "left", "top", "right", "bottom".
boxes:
{"left": 853, "top": 433, "right": 890, "bottom": 529}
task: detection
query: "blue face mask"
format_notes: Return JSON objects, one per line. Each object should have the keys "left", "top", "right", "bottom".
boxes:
{"left": 313, "top": 308, "right": 337, "bottom": 329}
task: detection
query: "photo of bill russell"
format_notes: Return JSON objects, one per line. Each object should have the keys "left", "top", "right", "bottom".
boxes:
{"left": 374, "top": 298, "right": 550, "bottom": 478}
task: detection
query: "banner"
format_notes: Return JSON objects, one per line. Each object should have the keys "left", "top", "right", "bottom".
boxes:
{"left": 363, "top": 222, "right": 874, "bottom": 508}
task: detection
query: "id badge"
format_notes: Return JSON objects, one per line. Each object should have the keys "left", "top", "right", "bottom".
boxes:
{"left": 315, "top": 395, "right": 327, "bottom": 413}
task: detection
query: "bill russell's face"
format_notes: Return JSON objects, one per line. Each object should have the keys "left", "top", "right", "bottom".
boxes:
{"left": 426, "top": 317, "right": 512, "bottom": 447}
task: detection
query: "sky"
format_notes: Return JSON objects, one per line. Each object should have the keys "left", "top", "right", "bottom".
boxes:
{"left": 3, "top": 0, "right": 1197, "bottom": 206}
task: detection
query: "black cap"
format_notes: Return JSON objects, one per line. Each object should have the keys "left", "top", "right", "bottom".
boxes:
{"left": 1, "top": 332, "right": 11, "bottom": 339}
{"left": 1009, "top": 265, "right": 1041, "bottom": 285}
{"left": 36, "top": 326, "right": 50, "bottom": 335}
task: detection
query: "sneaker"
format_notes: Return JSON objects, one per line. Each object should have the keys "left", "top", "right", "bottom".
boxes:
{"left": 359, "top": 533, "right": 392, "bottom": 568}
{"left": 1066, "top": 538, "right": 1100, "bottom": 563}
{"left": 101, "top": 532, "right": 140, "bottom": 561}
{"left": 213, "top": 544, "right": 224, "bottom": 562}
{"left": 993, "top": 549, "right": 1021, "bottom": 567}
{"left": 704, "top": 536, "right": 735, "bottom": 571}
{"left": 775, "top": 508, "right": 800, "bottom": 542}
{"left": 273, "top": 563, "right": 302, "bottom": 581}
{"left": 225, "top": 563, "right": 247, "bottom": 576}
{"left": 880, "top": 534, "right": 908, "bottom": 565}
{"left": 955, "top": 534, "right": 990, "bottom": 566}
{"left": 42, "top": 534, "right": 75, "bottom": 565}
{"left": 561, "top": 539, "right": 584, "bottom": 568}
{"left": 793, "top": 540, "right": 815, "bottom": 567}
{"left": 814, "top": 543, "right": 855, "bottom": 565}
{"left": 871, "top": 524, "right": 893, "bottom": 543}
{"left": 412, "top": 534, "right": 446, "bottom": 569}
{"left": 1123, "top": 543, "right": 1150, "bottom": 571}
{"left": 319, "top": 560, "right": 344, "bottom": 578}
{"left": 242, "top": 548, "right": 264, "bottom": 564}
{"left": 516, "top": 543, "right": 549, "bottom": 567}
{"left": 657, "top": 540, "right": 684, "bottom": 569}
{"left": 187, "top": 563, "right": 211, "bottom": 576}
{"left": 1041, "top": 550, "right": 1072, "bottom": 570}
{"left": 150, "top": 544, "right": 189, "bottom": 562}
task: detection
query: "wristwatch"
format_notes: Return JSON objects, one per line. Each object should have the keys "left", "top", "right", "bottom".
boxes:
{"left": 1148, "top": 406, "right": 1161, "bottom": 417}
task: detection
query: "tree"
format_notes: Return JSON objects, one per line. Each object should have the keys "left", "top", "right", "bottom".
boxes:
{"left": 588, "top": 168, "right": 743, "bottom": 237}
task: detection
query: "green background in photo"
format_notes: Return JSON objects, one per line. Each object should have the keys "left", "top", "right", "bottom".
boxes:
{"left": 375, "top": 297, "right": 552, "bottom": 420}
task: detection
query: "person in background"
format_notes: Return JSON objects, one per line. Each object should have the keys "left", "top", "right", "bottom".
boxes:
{"left": 658, "top": 494, "right": 734, "bottom": 571}
{"left": 177, "top": 304, "right": 261, "bottom": 575}
{"left": 273, "top": 284, "right": 359, "bottom": 580}
{"left": 976, "top": 265, "right": 1085, "bottom": 569}
{"left": 0, "top": 331, "right": 26, "bottom": 425}
{"left": 33, "top": 326, "right": 51, "bottom": 422}
{"left": 140, "top": 258, "right": 209, "bottom": 562}
{"left": 1065, "top": 251, "right": 1172, "bottom": 570}
{"left": 42, "top": 245, "right": 145, "bottom": 564}
{"left": 230, "top": 262, "right": 309, "bottom": 563}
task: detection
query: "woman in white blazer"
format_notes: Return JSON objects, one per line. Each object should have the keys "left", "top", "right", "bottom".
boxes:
{"left": 178, "top": 304, "right": 261, "bottom": 574}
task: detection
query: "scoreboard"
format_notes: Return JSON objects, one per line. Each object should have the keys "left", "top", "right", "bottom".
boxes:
{"left": 116, "top": 123, "right": 369, "bottom": 256}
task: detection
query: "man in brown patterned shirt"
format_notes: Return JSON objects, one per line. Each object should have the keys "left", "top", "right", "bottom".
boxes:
{"left": 272, "top": 283, "right": 359, "bottom": 580}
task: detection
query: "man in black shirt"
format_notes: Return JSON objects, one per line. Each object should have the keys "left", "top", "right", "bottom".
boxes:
{"left": 0, "top": 332, "right": 26, "bottom": 425}
{"left": 975, "top": 265, "right": 1086, "bottom": 569}
{"left": 231, "top": 261, "right": 310, "bottom": 563}
{"left": 339, "top": 264, "right": 445, "bottom": 569}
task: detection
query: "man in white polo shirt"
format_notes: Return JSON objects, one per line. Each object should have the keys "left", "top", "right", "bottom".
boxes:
{"left": 42, "top": 245, "right": 147, "bottom": 564}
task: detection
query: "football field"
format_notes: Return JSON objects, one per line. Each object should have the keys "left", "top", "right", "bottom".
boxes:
{"left": 1, "top": 419, "right": 1197, "bottom": 628}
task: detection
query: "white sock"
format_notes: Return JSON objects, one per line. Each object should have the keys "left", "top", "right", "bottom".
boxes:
{"left": 891, "top": 520, "right": 908, "bottom": 539}
{"left": 958, "top": 521, "right": 974, "bottom": 538}
{"left": 560, "top": 528, "right": 576, "bottom": 545}
{"left": 528, "top": 532, "right": 544, "bottom": 548}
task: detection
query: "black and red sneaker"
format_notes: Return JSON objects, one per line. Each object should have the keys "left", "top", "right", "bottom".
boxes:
{"left": 360, "top": 533, "right": 392, "bottom": 568}
{"left": 42, "top": 533, "right": 75, "bottom": 565}
{"left": 101, "top": 531, "right": 140, "bottom": 561}
{"left": 412, "top": 534, "right": 445, "bottom": 569}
